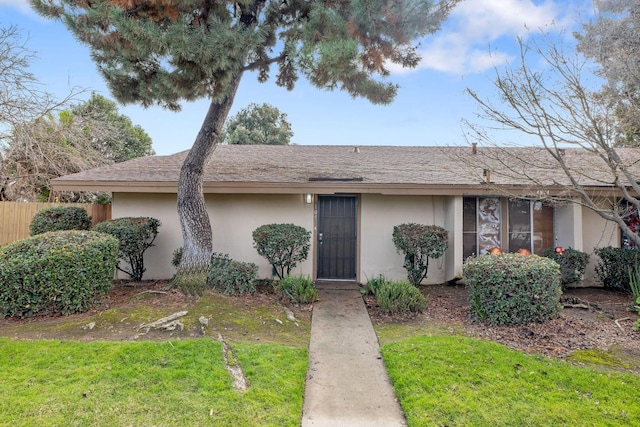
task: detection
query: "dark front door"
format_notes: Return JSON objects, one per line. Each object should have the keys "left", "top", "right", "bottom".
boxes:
{"left": 317, "top": 195, "right": 357, "bottom": 280}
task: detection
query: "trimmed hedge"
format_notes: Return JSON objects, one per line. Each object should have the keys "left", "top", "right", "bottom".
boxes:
{"left": 463, "top": 253, "right": 561, "bottom": 325}
{"left": 594, "top": 247, "right": 640, "bottom": 293}
{"left": 275, "top": 275, "right": 318, "bottom": 304}
{"left": 392, "top": 223, "right": 448, "bottom": 285}
{"left": 542, "top": 247, "right": 590, "bottom": 289}
{"left": 30, "top": 206, "right": 92, "bottom": 236}
{"left": 93, "top": 217, "right": 160, "bottom": 281}
{"left": 0, "top": 230, "right": 118, "bottom": 318}
{"left": 252, "top": 223, "right": 311, "bottom": 279}
{"left": 206, "top": 253, "right": 258, "bottom": 296}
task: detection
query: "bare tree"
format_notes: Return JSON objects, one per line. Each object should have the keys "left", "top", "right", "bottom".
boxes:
{"left": 464, "top": 32, "right": 640, "bottom": 247}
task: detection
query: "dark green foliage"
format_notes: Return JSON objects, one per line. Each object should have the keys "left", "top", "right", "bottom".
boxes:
{"left": 221, "top": 103, "right": 293, "bottom": 145}
{"left": 206, "top": 253, "right": 258, "bottom": 296}
{"left": 361, "top": 275, "right": 390, "bottom": 296}
{"left": 392, "top": 223, "right": 449, "bottom": 285}
{"left": 275, "top": 275, "right": 318, "bottom": 304}
{"left": 0, "top": 230, "right": 118, "bottom": 317}
{"left": 253, "top": 224, "right": 311, "bottom": 279}
{"left": 375, "top": 280, "right": 428, "bottom": 315}
{"left": 30, "top": 206, "right": 92, "bottom": 236}
{"left": 93, "top": 217, "right": 161, "bottom": 281}
{"left": 594, "top": 247, "right": 640, "bottom": 293}
{"left": 171, "top": 247, "right": 183, "bottom": 268}
{"left": 463, "top": 254, "right": 562, "bottom": 325}
{"left": 543, "top": 247, "right": 590, "bottom": 288}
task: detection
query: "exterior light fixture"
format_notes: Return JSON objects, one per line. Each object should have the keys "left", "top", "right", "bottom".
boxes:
{"left": 305, "top": 193, "right": 313, "bottom": 204}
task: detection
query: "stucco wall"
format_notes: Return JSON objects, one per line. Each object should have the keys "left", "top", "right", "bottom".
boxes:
{"left": 359, "top": 194, "right": 451, "bottom": 284}
{"left": 581, "top": 206, "right": 619, "bottom": 286}
{"left": 112, "top": 193, "right": 314, "bottom": 280}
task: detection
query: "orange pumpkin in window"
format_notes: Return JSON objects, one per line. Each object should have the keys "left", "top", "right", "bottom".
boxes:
{"left": 487, "top": 247, "right": 503, "bottom": 255}
{"left": 516, "top": 248, "right": 531, "bottom": 256}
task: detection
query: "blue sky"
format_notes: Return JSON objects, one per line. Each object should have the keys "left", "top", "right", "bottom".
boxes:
{"left": 1, "top": 0, "right": 591, "bottom": 155}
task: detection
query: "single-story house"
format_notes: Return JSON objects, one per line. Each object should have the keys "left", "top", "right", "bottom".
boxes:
{"left": 51, "top": 145, "right": 640, "bottom": 285}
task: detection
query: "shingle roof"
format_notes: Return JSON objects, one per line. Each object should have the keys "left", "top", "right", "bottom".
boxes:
{"left": 51, "top": 145, "right": 640, "bottom": 194}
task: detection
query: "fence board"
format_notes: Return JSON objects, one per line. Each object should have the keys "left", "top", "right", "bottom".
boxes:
{"left": 0, "top": 202, "right": 111, "bottom": 246}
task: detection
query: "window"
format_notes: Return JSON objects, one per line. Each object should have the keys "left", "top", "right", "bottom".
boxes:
{"left": 463, "top": 197, "right": 554, "bottom": 257}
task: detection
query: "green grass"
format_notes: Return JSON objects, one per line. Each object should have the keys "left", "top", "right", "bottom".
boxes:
{"left": 382, "top": 336, "right": 640, "bottom": 427}
{"left": 0, "top": 337, "right": 307, "bottom": 426}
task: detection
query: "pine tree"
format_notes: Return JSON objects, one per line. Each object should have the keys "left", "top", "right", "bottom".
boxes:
{"left": 31, "top": 0, "right": 459, "bottom": 291}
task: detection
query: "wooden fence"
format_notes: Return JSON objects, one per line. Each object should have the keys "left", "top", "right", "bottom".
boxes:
{"left": 0, "top": 202, "right": 112, "bottom": 246}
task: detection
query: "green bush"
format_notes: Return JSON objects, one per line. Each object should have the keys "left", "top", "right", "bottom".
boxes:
{"left": 30, "top": 206, "right": 92, "bottom": 236}
{"left": 171, "top": 247, "right": 183, "bottom": 268}
{"left": 0, "top": 230, "right": 118, "bottom": 318}
{"left": 206, "top": 253, "right": 258, "bottom": 296}
{"left": 392, "top": 223, "right": 448, "bottom": 285}
{"left": 275, "top": 275, "right": 318, "bottom": 304}
{"left": 375, "top": 280, "right": 428, "bottom": 315}
{"left": 463, "top": 253, "right": 562, "bottom": 325}
{"left": 542, "top": 247, "right": 590, "bottom": 288}
{"left": 93, "top": 217, "right": 161, "bottom": 281}
{"left": 594, "top": 247, "right": 640, "bottom": 293}
{"left": 252, "top": 223, "right": 311, "bottom": 279}
{"left": 361, "top": 275, "right": 390, "bottom": 296}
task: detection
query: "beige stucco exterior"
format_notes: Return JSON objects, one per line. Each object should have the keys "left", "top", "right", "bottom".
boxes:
{"left": 112, "top": 191, "right": 625, "bottom": 287}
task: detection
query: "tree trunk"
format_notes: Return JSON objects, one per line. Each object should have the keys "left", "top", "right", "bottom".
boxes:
{"left": 172, "top": 74, "right": 243, "bottom": 294}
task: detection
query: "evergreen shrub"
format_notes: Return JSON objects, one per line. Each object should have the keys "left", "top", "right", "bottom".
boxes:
{"left": 206, "top": 253, "right": 258, "bottom": 296}
{"left": 252, "top": 223, "right": 311, "bottom": 279}
{"left": 0, "top": 230, "right": 118, "bottom": 317}
{"left": 375, "top": 280, "right": 428, "bottom": 315}
{"left": 594, "top": 247, "right": 640, "bottom": 293}
{"left": 93, "top": 217, "right": 160, "bottom": 281}
{"left": 463, "top": 253, "right": 561, "bottom": 325}
{"left": 275, "top": 275, "right": 318, "bottom": 304}
{"left": 30, "top": 206, "right": 92, "bottom": 236}
{"left": 361, "top": 275, "right": 390, "bottom": 296}
{"left": 392, "top": 223, "right": 448, "bottom": 285}
{"left": 542, "top": 247, "right": 589, "bottom": 288}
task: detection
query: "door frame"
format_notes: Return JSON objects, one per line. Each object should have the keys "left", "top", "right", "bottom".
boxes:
{"left": 313, "top": 194, "right": 361, "bottom": 281}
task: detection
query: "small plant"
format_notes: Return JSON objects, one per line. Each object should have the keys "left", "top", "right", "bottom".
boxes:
{"left": 30, "top": 206, "right": 92, "bottom": 236}
{"left": 375, "top": 280, "right": 428, "bottom": 315}
{"left": 594, "top": 247, "right": 640, "bottom": 293}
{"left": 252, "top": 223, "right": 311, "bottom": 279}
{"left": 206, "top": 253, "right": 258, "bottom": 296}
{"left": 0, "top": 230, "right": 118, "bottom": 317}
{"left": 361, "top": 275, "right": 390, "bottom": 296}
{"left": 463, "top": 253, "right": 562, "bottom": 325}
{"left": 172, "top": 247, "right": 184, "bottom": 267}
{"left": 275, "top": 275, "right": 318, "bottom": 304}
{"left": 392, "top": 223, "right": 448, "bottom": 286}
{"left": 543, "top": 247, "right": 590, "bottom": 289}
{"left": 93, "top": 217, "right": 161, "bottom": 281}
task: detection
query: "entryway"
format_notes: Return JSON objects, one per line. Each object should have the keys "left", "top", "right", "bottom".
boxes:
{"left": 316, "top": 195, "right": 357, "bottom": 280}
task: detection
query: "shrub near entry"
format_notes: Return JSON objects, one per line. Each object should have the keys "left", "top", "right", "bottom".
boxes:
{"left": 30, "top": 206, "right": 92, "bottom": 236}
{"left": 543, "top": 247, "right": 589, "bottom": 289}
{"left": 252, "top": 224, "right": 311, "bottom": 279}
{"left": 463, "top": 253, "right": 561, "bottom": 325}
{"left": 375, "top": 280, "right": 427, "bottom": 315}
{"left": 0, "top": 230, "right": 118, "bottom": 317}
{"left": 594, "top": 247, "right": 640, "bottom": 293}
{"left": 275, "top": 275, "right": 318, "bottom": 304}
{"left": 392, "top": 223, "right": 448, "bottom": 286}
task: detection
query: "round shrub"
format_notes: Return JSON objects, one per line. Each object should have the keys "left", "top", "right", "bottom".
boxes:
{"left": 0, "top": 230, "right": 118, "bottom": 318}
{"left": 93, "top": 217, "right": 160, "bottom": 281}
{"left": 463, "top": 253, "right": 561, "bottom": 325}
{"left": 30, "top": 206, "right": 92, "bottom": 236}
{"left": 543, "top": 247, "right": 589, "bottom": 289}
{"left": 594, "top": 247, "right": 640, "bottom": 293}
{"left": 375, "top": 280, "right": 428, "bottom": 315}
{"left": 392, "top": 223, "right": 448, "bottom": 285}
{"left": 252, "top": 223, "right": 311, "bottom": 279}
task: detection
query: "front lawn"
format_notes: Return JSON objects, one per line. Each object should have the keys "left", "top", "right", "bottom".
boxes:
{"left": 382, "top": 335, "right": 640, "bottom": 427}
{"left": 0, "top": 338, "right": 307, "bottom": 426}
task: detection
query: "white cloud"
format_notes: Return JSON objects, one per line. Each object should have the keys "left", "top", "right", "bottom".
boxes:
{"left": 408, "top": 0, "right": 580, "bottom": 75}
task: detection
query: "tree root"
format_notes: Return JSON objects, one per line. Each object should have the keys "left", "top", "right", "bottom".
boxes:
{"left": 215, "top": 334, "right": 248, "bottom": 393}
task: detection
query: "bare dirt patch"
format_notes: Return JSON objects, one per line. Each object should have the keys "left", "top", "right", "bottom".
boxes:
{"left": 366, "top": 284, "right": 640, "bottom": 368}
{"left": 0, "top": 281, "right": 312, "bottom": 346}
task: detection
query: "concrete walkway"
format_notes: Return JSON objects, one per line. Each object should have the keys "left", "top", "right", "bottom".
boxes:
{"left": 301, "top": 282, "right": 406, "bottom": 427}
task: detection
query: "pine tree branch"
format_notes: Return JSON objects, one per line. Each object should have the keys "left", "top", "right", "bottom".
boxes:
{"left": 241, "top": 53, "right": 286, "bottom": 73}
